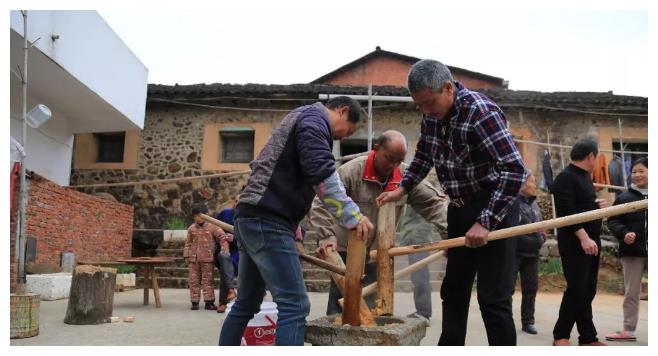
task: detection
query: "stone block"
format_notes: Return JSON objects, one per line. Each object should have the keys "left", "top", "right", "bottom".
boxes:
{"left": 163, "top": 230, "right": 187, "bottom": 242}
{"left": 305, "top": 315, "right": 427, "bottom": 346}
{"left": 26, "top": 273, "right": 73, "bottom": 301}
{"left": 115, "top": 273, "right": 136, "bottom": 288}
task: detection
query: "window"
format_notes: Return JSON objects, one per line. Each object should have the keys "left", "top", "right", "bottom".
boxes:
{"left": 94, "top": 132, "right": 125, "bottom": 163}
{"left": 220, "top": 129, "right": 255, "bottom": 163}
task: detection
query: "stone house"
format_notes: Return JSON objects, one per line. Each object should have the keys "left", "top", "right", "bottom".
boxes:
{"left": 69, "top": 47, "right": 647, "bottom": 230}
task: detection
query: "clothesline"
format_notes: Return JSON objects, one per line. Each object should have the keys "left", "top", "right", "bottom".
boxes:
{"left": 515, "top": 139, "right": 648, "bottom": 155}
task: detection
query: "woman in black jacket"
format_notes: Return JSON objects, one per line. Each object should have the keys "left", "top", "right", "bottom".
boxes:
{"left": 605, "top": 157, "right": 648, "bottom": 342}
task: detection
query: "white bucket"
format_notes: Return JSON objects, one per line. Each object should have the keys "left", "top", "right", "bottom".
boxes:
{"left": 226, "top": 301, "right": 278, "bottom": 346}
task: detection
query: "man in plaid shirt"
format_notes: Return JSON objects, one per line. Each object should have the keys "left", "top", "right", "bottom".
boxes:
{"left": 377, "top": 59, "right": 526, "bottom": 345}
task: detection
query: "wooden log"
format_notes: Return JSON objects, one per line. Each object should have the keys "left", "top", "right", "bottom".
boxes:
{"left": 593, "top": 182, "right": 626, "bottom": 190}
{"left": 343, "top": 230, "right": 366, "bottom": 326}
{"left": 364, "top": 251, "right": 445, "bottom": 298}
{"left": 64, "top": 265, "right": 117, "bottom": 325}
{"left": 299, "top": 254, "right": 346, "bottom": 276}
{"left": 200, "top": 213, "right": 347, "bottom": 275}
{"left": 200, "top": 213, "right": 234, "bottom": 233}
{"left": 383, "top": 199, "right": 649, "bottom": 258}
{"left": 323, "top": 247, "right": 375, "bottom": 326}
{"left": 375, "top": 203, "right": 396, "bottom": 316}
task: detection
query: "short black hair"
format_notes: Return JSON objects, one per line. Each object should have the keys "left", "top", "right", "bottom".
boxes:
{"left": 570, "top": 138, "right": 599, "bottom": 161}
{"left": 325, "top": 96, "right": 363, "bottom": 123}
{"left": 191, "top": 203, "right": 208, "bottom": 216}
{"left": 633, "top": 157, "right": 648, "bottom": 169}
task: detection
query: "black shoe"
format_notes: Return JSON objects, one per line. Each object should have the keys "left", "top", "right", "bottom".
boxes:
{"left": 205, "top": 301, "right": 217, "bottom": 310}
{"left": 191, "top": 302, "right": 199, "bottom": 310}
{"left": 522, "top": 324, "right": 538, "bottom": 334}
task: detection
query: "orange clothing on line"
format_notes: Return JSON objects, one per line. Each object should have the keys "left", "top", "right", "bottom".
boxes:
{"left": 592, "top": 154, "right": 610, "bottom": 191}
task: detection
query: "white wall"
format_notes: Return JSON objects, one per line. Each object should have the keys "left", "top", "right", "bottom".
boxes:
{"left": 9, "top": 10, "right": 149, "bottom": 186}
{"left": 10, "top": 100, "right": 74, "bottom": 187}
{"left": 10, "top": 10, "right": 148, "bottom": 129}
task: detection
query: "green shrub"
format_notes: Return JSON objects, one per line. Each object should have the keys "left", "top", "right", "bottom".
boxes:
{"left": 167, "top": 217, "right": 188, "bottom": 230}
{"left": 539, "top": 257, "right": 563, "bottom": 275}
{"left": 116, "top": 264, "right": 137, "bottom": 274}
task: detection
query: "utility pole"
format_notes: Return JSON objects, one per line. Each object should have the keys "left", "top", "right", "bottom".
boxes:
{"left": 16, "top": 10, "right": 29, "bottom": 293}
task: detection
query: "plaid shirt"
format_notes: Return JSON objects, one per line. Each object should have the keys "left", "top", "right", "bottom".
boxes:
{"left": 401, "top": 81, "right": 527, "bottom": 231}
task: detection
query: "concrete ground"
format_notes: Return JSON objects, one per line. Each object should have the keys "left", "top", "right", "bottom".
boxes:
{"left": 11, "top": 289, "right": 647, "bottom": 346}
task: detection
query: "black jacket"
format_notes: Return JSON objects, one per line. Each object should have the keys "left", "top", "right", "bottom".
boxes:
{"left": 551, "top": 164, "right": 602, "bottom": 242}
{"left": 236, "top": 103, "right": 336, "bottom": 231}
{"left": 607, "top": 186, "right": 648, "bottom": 257}
{"left": 516, "top": 194, "right": 544, "bottom": 258}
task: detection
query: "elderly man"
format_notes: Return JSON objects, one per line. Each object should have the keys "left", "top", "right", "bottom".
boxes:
{"left": 377, "top": 60, "right": 526, "bottom": 345}
{"left": 309, "top": 130, "right": 447, "bottom": 318}
{"left": 218, "top": 96, "right": 374, "bottom": 346}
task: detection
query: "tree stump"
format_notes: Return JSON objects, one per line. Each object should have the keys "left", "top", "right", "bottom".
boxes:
{"left": 64, "top": 265, "right": 117, "bottom": 325}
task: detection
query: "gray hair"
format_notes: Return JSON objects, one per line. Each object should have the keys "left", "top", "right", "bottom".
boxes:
{"left": 407, "top": 59, "right": 454, "bottom": 94}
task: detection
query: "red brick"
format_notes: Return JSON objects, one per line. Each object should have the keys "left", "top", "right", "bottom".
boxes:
{"left": 9, "top": 173, "right": 133, "bottom": 291}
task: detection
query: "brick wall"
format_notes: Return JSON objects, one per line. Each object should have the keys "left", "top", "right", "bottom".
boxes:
{"left": 9, "top": 173, "right": 133, "bottom": 291}
{"left": 322, "top": 57, "right": 502, "bottom": 89}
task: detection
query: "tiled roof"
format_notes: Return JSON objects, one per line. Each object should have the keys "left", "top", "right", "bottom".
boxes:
{"left": 148, "top": 82, "right": 647, "bottom": 114}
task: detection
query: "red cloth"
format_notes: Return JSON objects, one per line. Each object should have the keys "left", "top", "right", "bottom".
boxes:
{"left": 362, "top": 150, "right": 402, "bottom": 192}
{"left": 592, "top": 154, "right": 610, "bottom": 191}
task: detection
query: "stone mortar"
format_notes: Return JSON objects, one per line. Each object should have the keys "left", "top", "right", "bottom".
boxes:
{"left": 305, "top": 315, "right": 427, "bottom": 346}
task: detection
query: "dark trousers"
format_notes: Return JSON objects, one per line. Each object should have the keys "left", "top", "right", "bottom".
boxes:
{"left": 438, "top": 197, "right": 518, "bottom": 346}
{"left": 214, "top": 250, "right": 237, "bottom": 304}
{"left": 552, "top": 236, "right": 600, "bottom": 343}
{"left": 409, "top": 251, "right": 433, "bottom": 319}
{"left": 326, "top": 251, "right": 378, "bottom": 315}
{"left": 514, "top": 255, "right": 539, "bottom": 325}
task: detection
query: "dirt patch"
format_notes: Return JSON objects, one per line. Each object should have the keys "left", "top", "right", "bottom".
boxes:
{"left": 517, "top": 264, "right": 624, "bottom": 295}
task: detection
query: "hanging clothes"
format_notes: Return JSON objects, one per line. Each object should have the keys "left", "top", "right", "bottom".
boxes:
{"left": 624, "top": 156, "right": 633, "bottom": 187}
{"left": 592, "top": 154, "right": 610, "bottom": 191}
{"left": 540, "top": 149, "right": 553, "bottom": 192}
{"left": 607, "top": 155, "right": 625, "bottom": 193}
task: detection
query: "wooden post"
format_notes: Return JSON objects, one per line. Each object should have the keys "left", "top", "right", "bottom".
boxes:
{"left": 383, "top": 199, "right": 649, "bottom": 258}
{"left": 343, "top": 230, "right": 366, "bottom": 326}
{"left": 64, "top": 265, "right": 117, "bottom": 325}
{"left": 323, "top": 247, "right": 374, "bottom": 326}
{"left": 150, "top": 267, "right": 162, "bottom": 308}
{"left": 142, "top": 266, "right": 150, "bottom": 305}
{"left": 375, "top": 203, "right": 395, "bottom": 316}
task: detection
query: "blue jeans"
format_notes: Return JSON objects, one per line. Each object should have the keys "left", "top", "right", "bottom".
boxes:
{"left": 218, "top": 217, "right": 310, "bottom": 346}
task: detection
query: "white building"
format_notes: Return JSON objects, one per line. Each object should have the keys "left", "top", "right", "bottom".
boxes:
{"left": 9, "top": 10, "right": 148, "bottom": 186}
